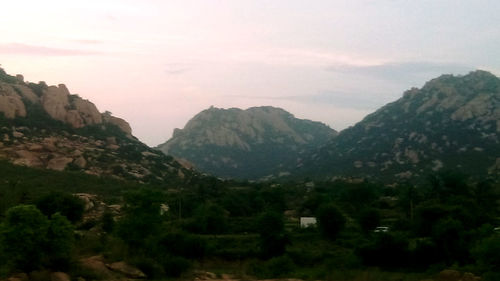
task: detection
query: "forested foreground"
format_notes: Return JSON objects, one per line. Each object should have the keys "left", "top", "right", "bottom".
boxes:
{"left": 0, "top": 162, "right": 499, "bottom": 281}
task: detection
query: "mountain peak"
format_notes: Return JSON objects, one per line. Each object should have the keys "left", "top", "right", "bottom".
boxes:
{"left": 157, "top": 106, "right": 336, "bottom": 179}
{"left": 295, "top": 70, "right": 499, "bottom": 182}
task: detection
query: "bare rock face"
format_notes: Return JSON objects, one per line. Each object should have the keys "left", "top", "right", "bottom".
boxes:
{"left": 102, "top": 113, "right": 132, "bottom": 135}
{"left": 42, "top": 84, "right": 104, "bottom": 128}
{"left": 0, "top": 83, "right": 27, "bottom": 118}
{"left": 14, "top": 84, "right": 39, "bottom": 104}
{"left": 47, "top": 156, "right": 73, "bottom": 171}
{"left": 42, "top": 85, "right": 71, "bottom": 122}
{"left": 73, "top": 97, "right": 103, "bottom": 125}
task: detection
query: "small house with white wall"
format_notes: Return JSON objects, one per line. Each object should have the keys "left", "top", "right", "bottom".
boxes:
{"left": 300, "top": 217, "right": 317, "bottom": 228}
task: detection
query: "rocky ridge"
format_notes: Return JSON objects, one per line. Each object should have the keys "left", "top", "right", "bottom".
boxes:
{"left": 0, "top": 71, "right": 131, "bottom": 135}
{"left": 157, "top": 106, "right": 336, "bottom": 179}
{"left": 0, "top": 68, "right": 191, "bottom": 183}
{"left": 294, "top": 70, "right": 499, "bottom": 182}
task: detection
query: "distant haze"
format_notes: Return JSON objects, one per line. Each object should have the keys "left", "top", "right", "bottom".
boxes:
{"left": 1, "top": 0, "right": 499, "bottom": 146}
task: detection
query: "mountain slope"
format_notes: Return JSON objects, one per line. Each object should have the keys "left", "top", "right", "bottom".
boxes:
{"left": 0, "top": 68, "right": 193, "bottom": 184}
{"left": 295, "top": 70, "right": 499, "bottom": 182}
{"left": 157, "top": 106, "right": 337, "bottom": 179}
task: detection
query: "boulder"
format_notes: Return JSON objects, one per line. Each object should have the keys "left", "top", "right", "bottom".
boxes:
{"left": 106, "top": 261, "right": 146, "bottom": 278}
{"left": 0, "top": 84, "right": 27, "bottom": 118}
{"left": 79, "top": 256, "right": 113, "bottom": 277}
{"left": 42, "top": 85, "right": 70, "bottom": 122}
{"left": 7, "top": 273, "right": 29, "bottom": 281}
{"left": 73, "top": 97, "right": 102, "bottom": 125}
{"left": 74, "top": 156, "right": 87, "bottom": 168}
{"left": 438, "top": 269, "right": 461, "bottom": 281}
{"left": 14, "top": 150, "right": 43, "bottom": 167}
{"left": 47, "top": 156, "right": 73, "bottom": 171}
{"left": 103, "top": 113, "right": 132, "bottom": 135}
{"left": 50, "top": 272, "right": 71, "bottom": 281}
{"left": 14, "top": 84, "right": 39, "bottom": 103}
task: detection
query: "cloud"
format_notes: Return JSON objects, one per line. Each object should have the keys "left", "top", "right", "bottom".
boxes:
{"left": 164, "top": 63, "right": 193, "bottom": 75}
{"left": 0, "top": 43, "right": 101, "bottom": 56}
{"left": 225, "top": 91, "right": 379, "bottom": 110}
{"left": 71, "top": 39, "right": 104, "bottom": 45}
{"left": 326, "top": 61, "right": 473, "bottom": 82}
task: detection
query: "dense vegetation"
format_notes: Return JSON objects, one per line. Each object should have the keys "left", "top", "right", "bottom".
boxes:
{"left": 0, "top": 160, "right": 498, "bottom": 280}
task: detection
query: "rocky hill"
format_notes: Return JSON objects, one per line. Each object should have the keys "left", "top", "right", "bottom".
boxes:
{"left": 294, "top": 70, "right": 499, "bottom": 182}
{"left": 157, "top": 106, "right": 337, "bottom": 179}
{"left": 0, "top": 68, "right": 193, "bottom": 184}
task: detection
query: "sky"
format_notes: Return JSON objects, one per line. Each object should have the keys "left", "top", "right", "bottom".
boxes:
{"left": 1, "top": 0, "right": 499, "bottom": 146}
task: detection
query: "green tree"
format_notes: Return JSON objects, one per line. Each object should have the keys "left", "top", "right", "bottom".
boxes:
{"left": 36, "top": 191, "right": 85, "bottom": 223}
{"left": 117, "top": 189, "right": 165, "bottom": 250}
{"left": 45, "top": 213, "right": 75, "bottom": 270}
{"left": 472, "top": 236, "right": 500, "bottom": 272}
{"left": 358, "top": 208, "right": 381, "bottom": 233}
{"left": 192, "top": 203, "right": 228, "bottom": 234}
{"left": 316, "top": 203, "right": 346, "bottom": 240}
{"left": 0, "top": 205, "right": 49, "bottom": 271}
{"left": 256, "top": 211, "right": 288, "bottom": 259}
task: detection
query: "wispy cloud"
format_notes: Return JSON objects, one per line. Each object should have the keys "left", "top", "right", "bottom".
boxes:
{"left": 71, "top": 39, "right": 104, "bottom": 45}
{"left": 164, "top": 63, "right": 193, "bottom": 75}
{"left": 225, "top": 91, "right": 379, "bottom": 110}
{"left": 0, "top": 43, "right": 102, "bottom": 56}
{"left": 326, "top": 61, "right": 473, "bottom": 81}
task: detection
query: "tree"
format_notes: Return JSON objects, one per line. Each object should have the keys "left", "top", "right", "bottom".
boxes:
{"left": 192, "top": 203, "right": 228, "bottom": 234}
{"left": 117, "top": 189, "right": 166, "bottom": 250}
{"left": 256, "top": 211, "right": 288, "bottom": 259}
{"left": 316, "top": 203, "right": 346, "bottom": 240}
{"left": 45, "top": 213, "right": 75, "bottom": 270}
{"left": 0, "top": 205, "right": 49, "bottom": 271}
{"left": 36, "top": 191, "right": 85, "bottom": 223}
{"left": 358, "top": 208, "right": 381, "bottom": 233}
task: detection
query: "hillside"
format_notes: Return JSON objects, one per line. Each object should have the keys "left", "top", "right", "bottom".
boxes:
{"left": 157, "top": 106, "right": 336, "bottom": 179}
{"left": 0, "top": 68, "right": 193, "bottom": 183}
{"left": 294, "top": 70, "right": 500, "bottom": 182}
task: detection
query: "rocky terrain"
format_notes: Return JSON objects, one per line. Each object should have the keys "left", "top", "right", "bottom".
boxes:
{"left": 0, "top": 68, "right": 192, "bottom": 183}
{"left": 157, "top": 106, "right": 336, "bottom": 179}
{"left": 293, "top": 70, "right": 499, "bottom": 182}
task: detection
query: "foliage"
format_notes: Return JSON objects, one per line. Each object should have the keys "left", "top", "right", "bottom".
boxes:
{"left": 0, "top": 205, "right": 74, "bottom": 272}
{"left": 358, "top": 208, "right": 381, "bottom": 233}
{"left": 117, "top": 189, "right": 165, "bottom": 250}
{"left": 316, "top": 203, "right": 346, "bottom": 240}
{"left": 36, "top": 191, "right": 85, "bottom": 223}
{"left": 256, "top": 211, "right": 288, "bottom": 259}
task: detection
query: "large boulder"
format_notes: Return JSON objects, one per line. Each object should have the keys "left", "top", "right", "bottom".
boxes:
{"left": 106, "top": 261, "right": 146, "bottom": 278}
{"left": 0, "top": 83, "right": 27, "bottom": 118}
{"left": 102, "top": 113, "right": 132, "bottom": 135}
{"left": 41, "top": 85, "right": 70, "bottom": 122}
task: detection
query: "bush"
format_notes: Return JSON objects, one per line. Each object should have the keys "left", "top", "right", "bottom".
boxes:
{"left": 250, "top": 255, "right": 295, "bottom": 278}
{"left": 0, "top": 205, "right": 75, "bottom": 272}
{"left": 472, "top": 236, "right": 500, "bottom": 272}
{"left": 316, "top": 204, "right": 346, "bottom": 240}
{"left": 256, "top": 212, "right": 288, "bottom": 259}
{"left": 36, "top": 192, "right": 85, "bottom": 223}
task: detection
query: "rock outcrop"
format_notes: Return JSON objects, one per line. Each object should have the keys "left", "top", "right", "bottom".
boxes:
{"left": 157, "top": 106, "right": 336, "bottom": 179}
{"left": 0, "top": 68, "right": 193, "bottom": 183}
{"left": 295, "top": 70, "right": 500, "bottom": 182}
{"left": 0, "top": 70, "right": 131, "bottom": 135}
{"left": 0, "top": 83, "right": 27, "bottom": 118}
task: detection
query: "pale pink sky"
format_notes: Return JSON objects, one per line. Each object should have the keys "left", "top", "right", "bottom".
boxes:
{"left": 1, "top": 0, "right": 499, "bottom": 146}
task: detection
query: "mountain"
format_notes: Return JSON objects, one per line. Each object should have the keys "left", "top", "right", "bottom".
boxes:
{"left": 294, "top": 70, "right": 499, "bottom": 182}
{"left": 157, "top": 106, "right": 337, "bottom": 179}
{"left": 0, "top": 68, "right": 193, "bottom": 184}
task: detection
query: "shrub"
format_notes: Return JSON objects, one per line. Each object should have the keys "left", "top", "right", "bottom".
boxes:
{"left": 316, "top": 204, "right": 346, "bottom": 240}
{"left": 36, "top": 191, "right": 85, "bottom": 223}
